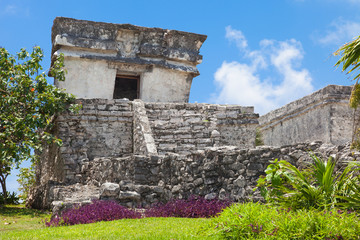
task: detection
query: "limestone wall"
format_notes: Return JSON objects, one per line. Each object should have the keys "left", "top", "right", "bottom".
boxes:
{"left": 40, "top": 141, "right": 358, "bottom": 211}
{"left": 145, "top": 103, "right": 258, "bottom": 154}
{"left": 37, "top": 100, "right": 258, "bottom": 186}
{"left": 31, "top": 99, "right": 261, "bottom": 210}
{"left": 259, "top": 85, "right": 353, "bottom": 146}
{"left": 38, "top": 99, "right": 133, "bottom": 185}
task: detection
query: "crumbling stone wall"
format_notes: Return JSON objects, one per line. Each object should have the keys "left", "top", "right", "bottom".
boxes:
{"left": 259, "top": 85, "right": 354, "bottom": 146}
{"left": 41, "top": 141, "right": 358, "bottom": 212}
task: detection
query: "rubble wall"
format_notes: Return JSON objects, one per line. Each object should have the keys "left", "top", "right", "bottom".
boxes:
{"left": 259, "top": 85, "right": 353, "bottom": 146}
{"left": 43, "top": 141, "right": 358, "bottom": 211}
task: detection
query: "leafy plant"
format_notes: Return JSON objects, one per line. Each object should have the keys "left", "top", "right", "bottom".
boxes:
{"left": 256, "top": 154, "right": 358, "bottom": 210}
{"left": 45, "top": 200, "right": 141, "bottom": 227}
{"left": 145, "top": 195, "right": 232, "bottom": 218}
{"left": 0, "top": 191, "right": 19, "bottom": 205}
{"left": 0, "top": 47, "right": 80, "bottom": 202}
{"left": 17, "top": 163, "right": 36, "bottom": 201}
{"left": 205, "top": 202, "right": 360, "bottom": 239}
{"left": 255, "top": 128, "right": 264, "bottom": 146}
{"left": 336, "top": 173, "right": 360, "bottom": 210}
{"left": 334, "top": 36, "right": 360, "bottom": 148}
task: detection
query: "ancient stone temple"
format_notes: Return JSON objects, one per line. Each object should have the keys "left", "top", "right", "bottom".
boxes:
{"left": 28, "top": 17, "right": 260, "bottom": 211}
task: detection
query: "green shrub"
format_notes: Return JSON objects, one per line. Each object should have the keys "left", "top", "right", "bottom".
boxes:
{"left": 17, "top": 164, "right": 35, "bottom": 201}
{"left": 204, "top": 202, "right": 360, "bottom": 239}
{"left": 0, "top": 191, "right": 19, "bottom": 205}
{"left": 256, "top": 154, "right": 359, "bottom": 210}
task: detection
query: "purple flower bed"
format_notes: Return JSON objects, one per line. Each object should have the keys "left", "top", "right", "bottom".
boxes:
{"left": 45, "top": 196, "right": 232, "bottom": 227}
{"left": 45, "top": 200, "right": 141, "bottom": 227}
{"left": 144, "top": 195, "right": 232, "bottom": 218}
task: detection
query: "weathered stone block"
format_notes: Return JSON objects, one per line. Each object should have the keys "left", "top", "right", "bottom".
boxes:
{"left": 100, "top": 183, "right": 120, "bottom": 198}
{"left": 119, "top": 191, "right": 141, "bottom": 201}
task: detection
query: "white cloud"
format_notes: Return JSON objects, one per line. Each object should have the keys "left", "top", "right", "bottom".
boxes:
{"left": 0, "top": 3, "right": 29, "bottom": 17}
{"left": 4, "top": 4, "right": 17, "bottom": 14}
{"left": 317, "top": 19, "right": 360, "bottom": 45}
{"left": 225, "top": 26, "right": 248, "bottom": 50}
{"left": 212, "top": 27, "right": 313, "bottom": 115}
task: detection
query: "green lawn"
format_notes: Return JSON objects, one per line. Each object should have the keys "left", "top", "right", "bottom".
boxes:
{"left": 0, "top": 205, "right": 215, "bottom": 240}
{"left": 0, "top": 205, "right": 50, "bottom": 233}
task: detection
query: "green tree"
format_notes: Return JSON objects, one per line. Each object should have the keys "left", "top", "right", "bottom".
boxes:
{"left": 0, "top": 46, "right": 78, "bottom": 203}
{"left": 334, "top": 36, "right": 360, "bottom": 147}
{"left": 17, "top": 163, "right": 35, "bottom": 201}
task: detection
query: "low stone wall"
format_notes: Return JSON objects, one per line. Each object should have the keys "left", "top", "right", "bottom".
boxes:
{"left": 37, "top": 141, "right": 359, "bottom": 212}
{"left": 259, "top": 85, "right": 353, "bottom": 146}
{"left": 145, "top": 102, "right": 258, "bottom": 155}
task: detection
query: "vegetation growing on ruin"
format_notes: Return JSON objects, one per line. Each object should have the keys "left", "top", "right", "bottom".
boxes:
{"left": 255, "top": 127, "right": 264, "bottom": 146}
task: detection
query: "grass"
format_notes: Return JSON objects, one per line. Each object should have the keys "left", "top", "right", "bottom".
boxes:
{"left": 0, "top": 204, "right": 50, "bottom": 232}
{"left": 3, "top": 203, "right": 360, "bottom": 239}
{"left": 0, "top": 205, "right": 214, "bottom": 240}
{"left": 205, "top": 202, "right": 360, "bottom": 239}
{"left": 1, "top": 217, "right": 212, "bottom": 240}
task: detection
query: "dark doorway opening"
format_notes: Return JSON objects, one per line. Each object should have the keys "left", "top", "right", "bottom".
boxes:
{"left": 113, "top": 75, "right": 139, "bottom": 100}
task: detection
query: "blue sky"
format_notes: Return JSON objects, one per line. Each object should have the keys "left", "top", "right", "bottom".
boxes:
{"left": 1, "top": 0, "right": 360, "bottom": 192}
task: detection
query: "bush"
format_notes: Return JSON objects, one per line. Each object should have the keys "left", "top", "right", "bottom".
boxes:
{"left": 0, "top": 191, "right": 19, "bottom": 205}
{"left": 45, "top": 200, "right": 141, "bottom": 227}
{"left": 17, "top": 164, "right": 35, "bottom": 201}
{"left": 205, "top": 202, "right": 360, "bottom": 239}
{"left": 256, "top": 154, "right": 360, "bottom": 210}
{"left": 145, "top": 195, "right": 232, "bottom": 218}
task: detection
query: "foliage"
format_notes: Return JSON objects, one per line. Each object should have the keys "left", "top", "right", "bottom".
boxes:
{"left": 336, "top": 174, "right": 360, "bottom": 210}
{"left": 144, "top": 195, "right": 232, "bottom": 218}
{"left": 334, "top": 36, "right": 360, "bottom": 148}
{"left": 334, "top": 35, "right": 360, "bottom": 82}
{"left": 0, "top": 191, "right": 19, "bottom": 205}
{"left": 16, "top": 164, "right": 36, "bottom": 201}
{"left": 0, "top": 46, "right": 79, "bottom": 201}
{"left": 256, "top": 154, "right": 359, "bottom": 210}
{"left": 205, "top": 202, "right": 360, "bottom": 239}
{"left": 45, "top": 200, "right": 141, "bottom": 227}
{"left": 255, "top": 128, "right": 264, "bottom": 146}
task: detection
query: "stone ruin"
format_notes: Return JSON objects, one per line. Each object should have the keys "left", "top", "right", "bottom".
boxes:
{"left": 259, "top": 85, "right": 354, "bottom": 146}
{"left": 28, "top": 17, "right": 359, "bottom": 212}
